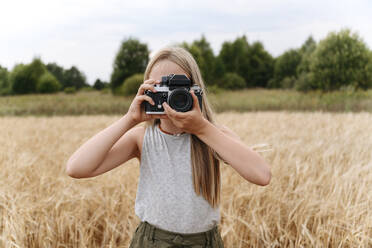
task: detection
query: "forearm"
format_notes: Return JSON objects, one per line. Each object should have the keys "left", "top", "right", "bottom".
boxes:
{"left": 196, "top": 120, "right": 271, "bottom": 186}
{"left": 66, "top": 114, "right": 137, "bottom": 177}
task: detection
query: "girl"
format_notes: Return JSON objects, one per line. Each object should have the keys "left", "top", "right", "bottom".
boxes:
{"left": 66, "top": 46, "right": 272, "bottom": 247}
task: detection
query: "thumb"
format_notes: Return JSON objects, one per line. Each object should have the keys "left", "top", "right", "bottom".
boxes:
{"left": 190, "top": 90, "right": 200, "bottom": 110}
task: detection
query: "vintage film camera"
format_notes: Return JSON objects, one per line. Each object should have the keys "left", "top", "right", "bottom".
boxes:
{"left": 143, "top": 74, "right": 203, "bottom": 114}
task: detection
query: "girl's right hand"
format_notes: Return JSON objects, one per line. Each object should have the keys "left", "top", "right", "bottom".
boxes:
{"left": 127, "top": 79, "right": 168, "bottom": 124}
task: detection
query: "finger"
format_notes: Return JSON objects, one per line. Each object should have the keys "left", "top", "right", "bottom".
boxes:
{"left": 136, "top": 95, "right": 155, "bottom": 106}
{"left": 136, "top": 83, "right": 158, "bottom": 96}
{"left": 136, "top": 78, "right": 161, "bottom": 96}
{"left": 162, "top": 102, "right": 175, "bottom": 118}
{"left": 143, "top": 79, "right": 161, "bottom": 85}
{"left": 190, "top": 90, "right": 200, "bottom": 110}
{"left": 162, "top": 102, "right": 185, "bottom": 119}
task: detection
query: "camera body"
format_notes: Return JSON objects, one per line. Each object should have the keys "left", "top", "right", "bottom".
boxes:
{"left": 144, "top": 74, "right": 203, "bottom": 114}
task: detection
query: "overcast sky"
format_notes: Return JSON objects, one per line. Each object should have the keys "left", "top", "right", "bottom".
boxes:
{"left": 1, "top": 0, "right": 371, "bottom": 85}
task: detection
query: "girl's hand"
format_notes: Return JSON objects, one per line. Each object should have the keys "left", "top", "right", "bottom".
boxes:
{"left": 162, "top": 90, "right": 208, "bottom": 135}
{"left": 127, "top": 79, "right": 169, "bottom": 125}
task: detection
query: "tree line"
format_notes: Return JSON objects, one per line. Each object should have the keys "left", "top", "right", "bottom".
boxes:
{"left": 0, "top": 59, "right": 110, "bottom": 96}
{"left": 1, "top": 28, "right": 372, "bottom": 96}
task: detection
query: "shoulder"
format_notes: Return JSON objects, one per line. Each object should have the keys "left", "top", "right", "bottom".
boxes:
{"left": 214, "top": 123, "right": 241, "bottom": 141}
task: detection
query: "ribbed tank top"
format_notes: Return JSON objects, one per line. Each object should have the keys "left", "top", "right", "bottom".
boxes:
{"left": 134, "top": 122, "right": 220, "bottom": 234}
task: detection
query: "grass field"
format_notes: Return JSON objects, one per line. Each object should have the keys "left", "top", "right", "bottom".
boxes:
{"left": 1, "top": 88, "right": 372, "bottom": 116}
{"left": 0, "top": 112, "right": 371, "bottom": 247}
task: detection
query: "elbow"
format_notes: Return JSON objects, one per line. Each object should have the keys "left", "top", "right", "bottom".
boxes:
{"left": 66, "top": 163, "right": 96, "bottom": 179}
{"left": 260, "top": 170, "right": 271, "bottom": 186}
{"left": 66, "top": 163, "right": 82, "bottom": 179}
{"left": 66, "top": 157, "right": 78, "bottom": 178}
{"left": 246, "top": 164, "right": 271, "bottom": 186}
{"left": 259, "top": 165, "right": 272, "bottom": 186}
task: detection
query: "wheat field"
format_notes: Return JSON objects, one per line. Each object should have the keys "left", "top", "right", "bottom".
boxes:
{"left": 0, "top": 112, "right": 371, "bottom": 247}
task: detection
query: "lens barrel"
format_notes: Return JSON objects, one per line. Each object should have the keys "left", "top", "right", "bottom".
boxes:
{"left": 168, "top": 88, "right": 193, "bottom": 112}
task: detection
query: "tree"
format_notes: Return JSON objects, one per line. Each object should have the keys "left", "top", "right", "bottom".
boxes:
{"left": 28, "top": 58, "right": 47, "bottom": 89}
{"left": 10, "top": 64, "right": 28, "bottom": 94}
{"left": 309, "top": 28, "right": 372, "bottom": 91}
{"left": 247, "top": 41, "right": 274, "bottom": 88}
{"left": 63, "top": 66, "right": 88, "bottom": 90}
{"left": 0, "top": 66, "right": 8, "bottom": 86}
{"left": 218, "top": 35, "right": 273, "bottom": 88}
{"left": 46, "top": 62, "right": 88, "bottom": 90}
{"left": 36, "top": 72, "right": 62, "bottom": 93}
{"left": 297, "top": 36, "right": 317, "bottom": 75}
{"left": 46, "top": 62, "right": 66, "bottom": 89}
{"left": 10, "top": 57, "right": 48, "bottom": 94}
{"left": 110, "top": 37, "right": 149, "bottom": 94}
{"left": 219, "top": 35, "right": 250, "bottom": 86}
{"left": 0, "top": 65, "right": 11, "bottom": 95}
{"left": 182, "top": 35, "right": 217, "bottom": 85}
{"left": 181, "top": 41, "right": 205, "bottom": 78}
{"left": 299, "top": 36, "right": 317, "bottom": 55}
{"left": 270, "top": 49, "right": 302, "bottom": 88}
{"left": 93, "top": 78, "right": 107, "bottom": 90}
{"left": 212, "top": 57, "right": 226, "bottom": 86}
{"left": 193, "top": 35, "right": 216, "bottom": 85}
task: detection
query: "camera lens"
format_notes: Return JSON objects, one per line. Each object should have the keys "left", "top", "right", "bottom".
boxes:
{"left": 168, "top": 88, "right": 193, "bottom": 112}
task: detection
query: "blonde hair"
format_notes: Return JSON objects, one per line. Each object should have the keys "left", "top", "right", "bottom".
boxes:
{"left": 143, "top": 46, "right": 221, "bottom": 208}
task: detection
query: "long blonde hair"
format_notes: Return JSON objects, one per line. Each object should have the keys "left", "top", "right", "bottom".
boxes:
{"left": 143, "top": 46, "right": 221, "bottom": 208}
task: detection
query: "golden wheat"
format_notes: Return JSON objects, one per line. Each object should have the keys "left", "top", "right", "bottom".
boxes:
{"left": 0, "top": 112, "right": 371, "bottom": 247}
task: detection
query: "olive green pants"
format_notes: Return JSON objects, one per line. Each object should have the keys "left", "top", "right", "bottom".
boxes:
{"left": 129, "top": 221, "right": 224, "bottom": 248}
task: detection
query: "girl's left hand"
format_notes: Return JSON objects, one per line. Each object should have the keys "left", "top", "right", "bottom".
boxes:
{"left": 162, "top": 90, "right": 208, "bottom": 135}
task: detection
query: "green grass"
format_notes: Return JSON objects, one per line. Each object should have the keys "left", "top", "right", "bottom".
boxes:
{"left": 209, "top": 88, "right": 372, "bottom": 113}
{"left": 1, "top": 88, "right": 372, "bottom": 116}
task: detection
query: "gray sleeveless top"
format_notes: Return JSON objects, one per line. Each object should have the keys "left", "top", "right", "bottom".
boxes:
{"left": 134, "top": 122, "right": 220, "bottom": 233}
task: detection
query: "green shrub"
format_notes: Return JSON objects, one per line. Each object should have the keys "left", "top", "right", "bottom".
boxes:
{"left": 0, "top": 87, "right": 12, "bottom": 96}
{"left": 218, "top": 72, "right": 246, "bottom": 90}
{"left": 100, "top": 87, "right": 111, "bottom": 94}
{"left": 267, "top": 78, "right": 280, "bottom": 89}
{"left": 281, "top": 76, "right": 296, "bottom": 89}
{"left": 80, "top": 86, "right": 94, "bottom": 92}
{"left": 206, "top": 84, "right": 223, "bottom": 94}
{"left": 64, "top": 86, "right": 76, "bottom": 94}
{"left": 294, "top": 72, "right": 315, "bottom": 93}
{"left": 93, "top": 79, "right": 106, "bottom": 90}
{"left": 339, "top": 84, "right": 357, "bottom": 93}
{"left": 37, "top": 73, "right": 61, "bottom": 93}
{"left": 120, "top": 73, "right": 144, "bottom": 96}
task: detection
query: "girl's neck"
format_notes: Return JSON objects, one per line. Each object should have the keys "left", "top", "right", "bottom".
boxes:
{"left": 159, "top": 120, "right": 185, "bottom": 135}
